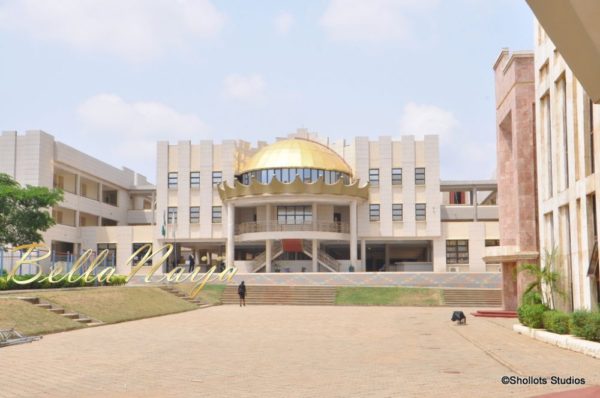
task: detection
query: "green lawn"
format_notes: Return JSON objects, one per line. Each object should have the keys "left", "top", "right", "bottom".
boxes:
{"left": 336, "top": 287, "right": 443, "bottom": 306}
{"left": 0, "top": 298, "right": 83, "bottom": 335}
{"left": 174, "top": 283, "right": 225, "bottom": 305}
{"left": 32, "top": 286, "right": 197, "bottom": 324}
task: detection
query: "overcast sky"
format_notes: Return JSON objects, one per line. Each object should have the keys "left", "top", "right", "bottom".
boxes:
{"left": 0, "top": 0, "right": 533, "bottom": 183}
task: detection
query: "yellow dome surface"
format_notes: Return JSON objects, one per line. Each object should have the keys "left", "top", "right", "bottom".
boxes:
{"left": 240, "top": 138, "right": 352, "bottom": 175}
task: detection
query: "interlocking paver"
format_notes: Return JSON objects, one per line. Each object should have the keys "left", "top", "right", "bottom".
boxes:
{"left": 1, "top": 306, "right": 598, "bottom": 397}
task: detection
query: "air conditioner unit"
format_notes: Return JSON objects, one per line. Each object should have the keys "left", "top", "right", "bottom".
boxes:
{"left": 449, "top": 267, "right": 460, "bottom": 272}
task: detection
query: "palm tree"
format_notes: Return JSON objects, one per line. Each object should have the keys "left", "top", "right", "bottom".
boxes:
{"left": 519, "top": 247, "right": 563, "bottom": 309}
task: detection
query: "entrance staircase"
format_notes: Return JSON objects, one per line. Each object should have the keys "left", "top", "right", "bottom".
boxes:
{"left": 221, "top": 285, "right": 337, "bottom": 305}
{"left": 251, "top": 241, "right": 283, "bottom": 273}
{"left": 442, "top": 289, "right": 502, "bottom": 307}
{"left": 159, "top": 285, "right": 213, "bottom": 308}
{"left": 301, "top": 240, "right": 341, "bottom": 272}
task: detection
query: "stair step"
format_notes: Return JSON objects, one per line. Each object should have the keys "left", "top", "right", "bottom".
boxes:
{"left": 49, "top": 308, "right": 65, "bottom": 314}
{"left": 36, "top": 303, "right": 52, "bottom": 309}
{"left": 18, "top": 297, "right": 40, "bottom": 304}
{"left": 62, "top": 313, "right": 80, "bottom": 319}
{"left": 76, "top": 318, "right": 93, "bottom": 324}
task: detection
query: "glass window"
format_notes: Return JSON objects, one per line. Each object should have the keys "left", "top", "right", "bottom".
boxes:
{"left": 167, "top": 207, "right": 178, "bottom": 224}
{"left": 190, "top": 172, "right": 200, "bottom": 188}
{"left": 281, "top": 168, "right": 290, "bottom": 183}
{"left": 446, "top": 240, "right": 469, "bottom": 264}
{"left": 317, "top": 170, "right": 324, "bottom": 181}
{"left": 311, "top": 169, "right": 318, "bottom": 182}
{"left": 415, "top": 168, "right": 426, "bottom": 185}
{"left": 212, "top": 171, "right": 222, "bottom": 185}
{"left": 97, "top": 243, "right": 117, "bottom": 267}
{"left": 369, "top": 204, "right": 380, "bottom": 221}
{"left": 392, "top": 168, "right": 402, "bottom": 185}
{"left": 392, "top": 204, "right": 403, "bottom": 221}
{"left": 303, "top": 168, "right": 311, "bottom": 181}
{"left": 277, "top": 206, "right": 312, "bottom": 225}
{"left": 132, "top": 243, "right": 152, "bottom": 266}
{"left": 485, "top": 239, "right": 500, "bottom": 247}
{"left": 168, "top": 172, "right": 178, "bottom": 189}
{"left": 190, "top": 206, "right": 200, "bottom": 224}
{"left": 274, "top": 169, "right": 282, "bottom": 182}
{"left": 415, "top": 203, "right": 426, "bottom": 221}
{"left": 212, "top": 206, "right": 222, "bottom": 223}
{"left": 369, "top": 168, "right": 379, "bottom": 185}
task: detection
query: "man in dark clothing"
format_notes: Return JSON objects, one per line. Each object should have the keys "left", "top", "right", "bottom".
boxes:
{"left": 188, "top": 254, "right": 195, "bottom": 272}
{"left": 238, "top": 281, "right": 246, "bottom": 307}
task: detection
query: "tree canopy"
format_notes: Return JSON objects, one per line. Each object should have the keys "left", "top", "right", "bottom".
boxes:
{"left": 0, "top": 173, "right": 63, "bottom": 248}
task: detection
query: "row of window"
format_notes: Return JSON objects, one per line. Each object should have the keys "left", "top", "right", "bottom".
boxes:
{"left": 369, "top": 203, "right": 426, "bottom": 221}
{"left": 168, "top": 171, "right": 222, "bottom": 189}
{"left": 238, "top": 168, "right": 351, "bottom": 185}
{"left": 369, "top": 167, "right": 425, "bottom": 185}
{"left": 167, "top": 206, "right": 222, "bottom": 224}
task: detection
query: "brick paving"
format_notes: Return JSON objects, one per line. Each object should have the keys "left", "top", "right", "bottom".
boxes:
{"left": 1, "top": 306, "right": 598, "bottom": 398}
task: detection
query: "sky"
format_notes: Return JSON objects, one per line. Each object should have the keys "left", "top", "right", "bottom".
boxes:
{"left": 0, "top": 0, "right": 534, "bottom": 183}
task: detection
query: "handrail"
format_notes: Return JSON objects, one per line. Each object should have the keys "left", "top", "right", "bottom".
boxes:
{"left": 236, "top": 221, "right": 349, "bottom": 235}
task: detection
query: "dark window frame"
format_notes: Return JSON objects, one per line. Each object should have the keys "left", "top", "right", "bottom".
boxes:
{"left": 190, "top": 206, "right": 200, "bottom": 224}
{"left": 369, "top": 204, "right": 380, "bottom": 221}
{"left": 415, "top": 203, "right": 426, "bottom": 221}
{"left": 168, "top": 172, "right": 178, "bottom": 189}
{"left": 190, "top": 172, "right": 200, "bottom": 188}
{"left": 392, "top": 168, "right": 402, "bottom": 185}
{"left": 392, "top": 203, "right": 403, "bottom": 221}
{"left": 415, "top": 167, "right": 426, "bottom": 185}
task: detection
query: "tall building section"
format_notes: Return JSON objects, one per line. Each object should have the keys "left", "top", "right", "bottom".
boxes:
{"left": 488, "top": 49, "right": 538, "bottom": 311}
{"left": 533, "top": 21, "right": 600, "bottom": 310}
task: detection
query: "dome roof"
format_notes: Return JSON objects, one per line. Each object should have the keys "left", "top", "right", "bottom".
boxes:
{"left": 239, "top": 138, "right": 352, "bottom": 175}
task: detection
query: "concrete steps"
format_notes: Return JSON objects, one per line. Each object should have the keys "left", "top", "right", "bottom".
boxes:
{"left": 221, "top": 285, "right": 336, "bottom": 306}
{"left": 442, "top": 289, "right": 502, "bottom": 307}
{"left": 471, "top": 310, "right": 517, "bottom": 318}
{"left": 17, "top": 297, "right": 104, "bottom": 327}
{"left": 159, "top": 286, "right": 208, "bottom": 306}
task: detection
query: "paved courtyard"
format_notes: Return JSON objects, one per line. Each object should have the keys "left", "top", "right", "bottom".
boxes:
{"left": 1, "top": 306, "right": 598, "bottom": 398}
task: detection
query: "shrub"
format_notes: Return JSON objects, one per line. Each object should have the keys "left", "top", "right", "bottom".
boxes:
{"left": 517, "top": 303, "right": 548, "bottom": 328}
{"left": 570, "top": 311, "right": 600, "bottom": 342}
{"left": 0, "top": 276, "right": 6, "bottom": 290}
{"left": 522, "top": 290, "right": 543, "bottom": 305}
{"left": 542, "top": 311, "right": 570, "bottom": 334}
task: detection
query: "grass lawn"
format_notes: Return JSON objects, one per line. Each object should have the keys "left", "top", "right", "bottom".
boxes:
{"left": 174, "top": 283, "right": 225, "bottom": 305}
{"left": 0, "top": 298, "right": 83, "bottom": 335}
{"left": 336, "top": 287, "right": 443, "bottom": 306}
{"left": 32, "top": 287, "right": 197, "bottom": 324}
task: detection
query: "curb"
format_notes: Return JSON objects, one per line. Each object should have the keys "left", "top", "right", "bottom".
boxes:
{"left": 513, "top": 324, "right": 600, "bottom": 359}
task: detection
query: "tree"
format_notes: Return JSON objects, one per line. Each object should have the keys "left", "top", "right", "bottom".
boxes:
{"left": 519, "top": 247, "right": 564, "bottom": 309}
{"left": 0, "top": 173, "right": 63, "bottom": 249}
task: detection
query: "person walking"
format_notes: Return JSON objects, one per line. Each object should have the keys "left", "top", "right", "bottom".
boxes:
{"left": 238, "top": 281, "right": 246, "bottom": 307}
{"left": 188, "top": 254, "right": 195, "bottom": 272}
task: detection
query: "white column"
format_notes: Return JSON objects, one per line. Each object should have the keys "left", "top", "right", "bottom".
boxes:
{"left": 472, "top": 187, "right": 478, "bottom": 222}
{"left": 350, "top": 200, "right": 358, "bottom": 267}
{"left": 266, "top": 203, "right": 272, "bottom": 231}
{"left": 312, "top": 239, "right": 318, "bottom": 272}
{"left": 266, "top": 240, "right": 272, "bottom": 273}
{"left": 312, "top": 202, "right": 317, "bottom": 230}
{"left": 360, "top": 239, "right": 366, "bottom": 272}
{"left": 226, "top": 202, "right": 235, "bottom": 267}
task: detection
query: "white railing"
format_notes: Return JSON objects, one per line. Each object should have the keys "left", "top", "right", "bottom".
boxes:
{"left": 236, "top": 221, "right": 349, "bottom": 235}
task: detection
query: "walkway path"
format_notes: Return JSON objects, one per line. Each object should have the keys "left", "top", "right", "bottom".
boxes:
{"left": 1, "top": 306, "right": 597, "bottom": 397}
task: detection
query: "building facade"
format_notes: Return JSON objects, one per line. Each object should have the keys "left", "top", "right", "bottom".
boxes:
{"left": 533, "top": 21, "right": 600, "bottom": 310}
{"left": 1, "top": 129, "right": 499, "bottom": 275}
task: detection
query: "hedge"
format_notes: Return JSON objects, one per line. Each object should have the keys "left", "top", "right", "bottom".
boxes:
{"left": 0, "top": 274, "right": 127, "bottom": 290}
{"left": 542, "top": 311, "right": 570, "bottom": 335}
{"left": 517, "top": 303, "right": 548, "bottom": 328}
{"left": 569, "top": 311, "right": 600, "bottom": 342}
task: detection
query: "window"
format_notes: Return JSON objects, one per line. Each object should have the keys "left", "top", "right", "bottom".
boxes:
{"left": 392, "top": 204, "right": 403, "bottom": 221}
{"left": 168, "top": 172, "right": 178, "bottom": 189}
{"left": 190, "top": 172, "right": 200, "bottom": 188}
{"left": 277, "top": 206, "right": 312, "bottom": 225}
{"left": 212, "top": 171, "right": 222, "bottom": 185}
{"left": 167, "top": 207, "right": 177, "bottom": 224}
{"left": 97, "top": 243, "right": 117, "bottom": 267}
{"left": 450, "top": 192, "right": 466, "bottom": 204}
{"left": 415, "top": 203, "right": 426, "bottom": 221}
{"left": 369, "top": 168, "right": 379, "bottom": 185}
{"left": 392, "top": 168, "right": 402, "bottom": 185}
{"left": 132, "top": 243, "right": 152, "bottom": 266}
{"left": 485, "top": 239, "right": 500, "bottom": 247}
{"left": 446, "top": 240, "right": 469, "bottom": 264}
{"left": 190, "top": 207, "right": 200, "bottom": 224}
{"left": 415, "top": 168, "right": 426, "bottom": 185}
{"left": 212, "top": 206, "right": 222, "bottom": 223}
{"left": 369, "top": 204, "right": 380, "bottom": 221}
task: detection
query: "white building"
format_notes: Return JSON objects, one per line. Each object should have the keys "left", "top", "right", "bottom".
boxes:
{"left": 1, "top": 129, "right": 499, "bottom": 275}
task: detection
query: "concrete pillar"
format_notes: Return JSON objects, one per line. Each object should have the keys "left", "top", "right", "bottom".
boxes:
{"left": 472, "top": 187, "right": 478, "bottom": 222}
{"left": 266, "top": 203, "right": 272, "bottom": 231}
{"left": 266, "top": 240, "right": 272, "bottom": 273}
{"left": 312, "top": 202, "right": 317, "bottom": 230}
{"left": 360, "top": 239, "right": 366, "bottom": 271}
{"left": 350, "top": 200, "right": 358, "bottom": 267}
{"left": 433, "top": 238, "right": 446, "bottom": 272}
{"left": 312, "top": 239, "right": 318, "bottom": 272}
{"left": 384, "top": 243, "right": 390, "bottom": 268}
{"left": 226, "top": 203, "right": 235, "bottom": 267}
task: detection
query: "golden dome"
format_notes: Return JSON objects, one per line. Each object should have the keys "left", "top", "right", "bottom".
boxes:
{"left": 239, "top": 138, "right": 352, "bottom": 175}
